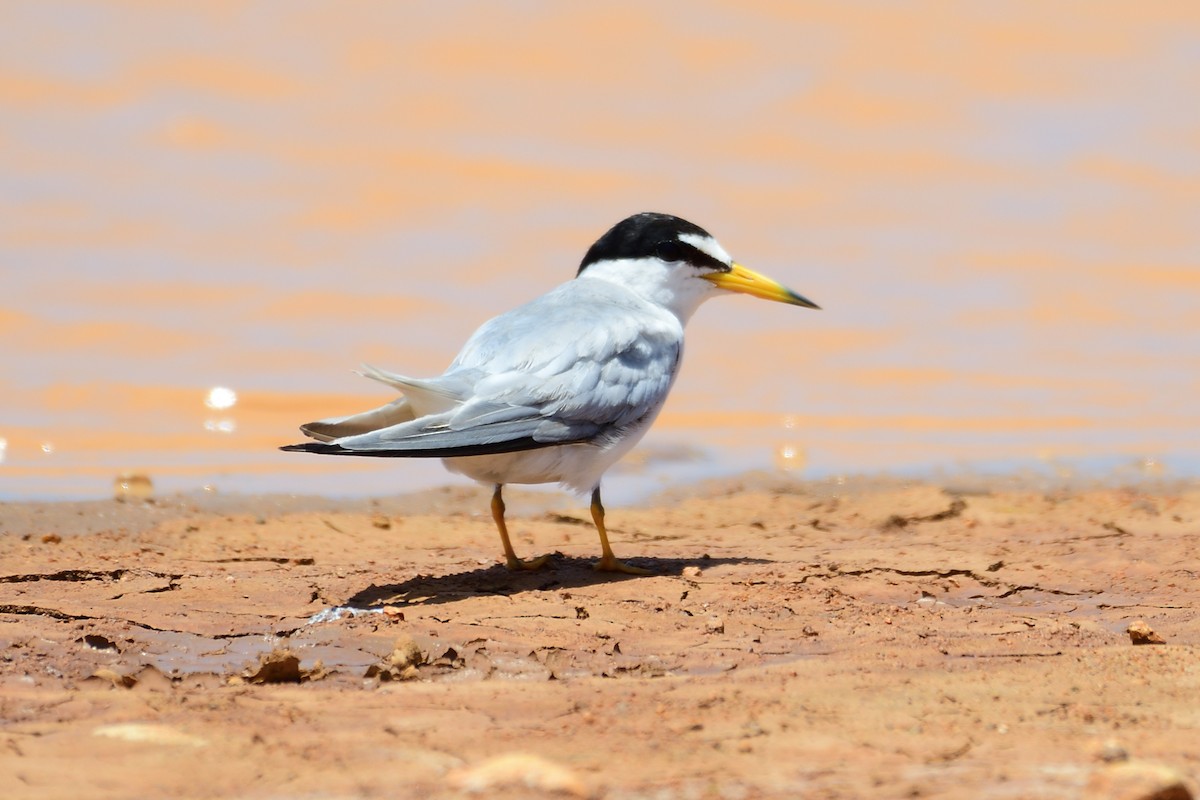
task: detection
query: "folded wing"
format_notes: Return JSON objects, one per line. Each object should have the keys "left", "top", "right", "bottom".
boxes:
{"left": 282, "top": 281, "right": 683, "bottom": 460}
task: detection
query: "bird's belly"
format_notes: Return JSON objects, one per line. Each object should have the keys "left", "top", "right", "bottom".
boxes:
{"left": 443, "top": 447, "right": 587, "bottom": 489}
{"left": 442, "top": 418, "right": 656, "bottom": 494}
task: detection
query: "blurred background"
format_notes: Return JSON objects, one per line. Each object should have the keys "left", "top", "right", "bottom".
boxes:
{"left": 2, "top": 2, "right": 1198, "bottom": 501}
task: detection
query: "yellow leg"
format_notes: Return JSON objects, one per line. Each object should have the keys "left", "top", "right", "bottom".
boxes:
{"left": 591, "top": 486, "right": 650, "bottom": 575}
{"left": 491, "top": 484, "right": 549, "bottom": 571}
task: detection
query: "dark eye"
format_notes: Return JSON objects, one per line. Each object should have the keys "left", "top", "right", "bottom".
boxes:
{"left": 655, "top": 241, "right": 682, "bottom": 262}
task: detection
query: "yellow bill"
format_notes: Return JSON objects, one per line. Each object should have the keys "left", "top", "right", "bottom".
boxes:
{"left": 703, "top": 262, "right": 820, "bottom": 309}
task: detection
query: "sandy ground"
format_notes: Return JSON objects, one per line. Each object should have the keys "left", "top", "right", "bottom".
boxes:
{"left": 1, "top": 474, "right": 1198, "bottom": 799}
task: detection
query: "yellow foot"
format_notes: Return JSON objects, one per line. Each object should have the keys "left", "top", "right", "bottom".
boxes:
{"left": 593, "top": 556, "right": 651, "bottom": 575}
{"left": 504, "top": 553, "right": 550, "bottom": 571}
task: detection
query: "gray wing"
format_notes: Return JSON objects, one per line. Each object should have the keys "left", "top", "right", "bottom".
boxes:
{"left": 283, "top": 281, "right": 683, "bottom": 458}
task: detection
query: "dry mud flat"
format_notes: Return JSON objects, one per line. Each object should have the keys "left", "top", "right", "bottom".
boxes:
{"left": 1, "top": 477, "right": 1198, "bottom": 799}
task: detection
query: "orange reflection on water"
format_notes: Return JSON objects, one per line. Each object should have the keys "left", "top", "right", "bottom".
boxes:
{"left": 3, "top": 2, "right": 1198, "bottom": 499}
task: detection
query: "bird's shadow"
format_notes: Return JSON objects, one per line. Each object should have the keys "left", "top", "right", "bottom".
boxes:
{"left": 344, "top": 553, "right": 771, "bottom": 609}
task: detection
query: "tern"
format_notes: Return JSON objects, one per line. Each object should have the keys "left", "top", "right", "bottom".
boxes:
{"left": 282, "top": 212, "right": 818, "bottom": 574}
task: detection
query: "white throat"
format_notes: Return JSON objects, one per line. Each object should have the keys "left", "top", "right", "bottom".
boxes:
{"left": 577, "top": 257, "right": 720, "bottom": 324}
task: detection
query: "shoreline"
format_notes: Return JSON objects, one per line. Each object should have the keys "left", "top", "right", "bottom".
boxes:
{"left": 2, "top": 476, "right": 1197, "bottom": 797}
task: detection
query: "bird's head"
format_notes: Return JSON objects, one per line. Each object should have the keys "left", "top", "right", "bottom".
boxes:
{"left": 576, "top": 212, "right": 819, "bottom": 322}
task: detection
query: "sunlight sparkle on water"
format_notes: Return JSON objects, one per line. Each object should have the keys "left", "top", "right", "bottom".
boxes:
{"left": 204, "top": 387, "right": 238, "bottom": 435}
{"left": 775, "top": 444, "right": 806, "bottom": 472}
{"left": 775, "top": 416, "right": 806, "bottom": 472}
{"left": 204, "top": 387, "right": 237, "bottom": 410}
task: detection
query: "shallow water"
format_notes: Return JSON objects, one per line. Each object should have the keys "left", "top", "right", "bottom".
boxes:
{"left": 3, "top": 4, "right": 1198, "bottom": 500}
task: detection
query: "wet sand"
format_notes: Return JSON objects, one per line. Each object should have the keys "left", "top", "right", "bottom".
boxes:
{"left": 1, "top": 475, "right": 1197, "bottom": 799}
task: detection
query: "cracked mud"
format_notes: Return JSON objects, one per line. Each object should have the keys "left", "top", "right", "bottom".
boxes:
{"left": 1, "top": 478, "right": 1198, "bottom": 798}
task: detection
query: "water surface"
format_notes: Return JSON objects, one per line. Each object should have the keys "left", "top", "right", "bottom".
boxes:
{"left": 3, "top": 4, "right": 1198, "bottom": 500}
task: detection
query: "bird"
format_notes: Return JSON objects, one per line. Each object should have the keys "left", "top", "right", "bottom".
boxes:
{"left": 282, "top": 212, "right": 818, "bottom": 574}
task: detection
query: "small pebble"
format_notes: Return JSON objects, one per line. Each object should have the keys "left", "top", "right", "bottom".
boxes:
{"left": 93, "top": 723, "right": 206, "bottom": 747}
{"left": 453, "top": 753, "right": 586, "bottom": 796}
{"left": 389, "top": 636, "right": 424, "bottom": 669}
{"left": 1094, "top": 739, "right": 1130, "bottom": 763}
{"left": 1085, "top": 759, "right": 1193, "bottom": 800}
{"left": 88, "top": 668, "right": 137, "bottom": 689}
{"left": 113, "top": 472, "right": 154, "bottom": 503}
{"left": 1127, "top": 620, "right": 1166, "bottom": 645}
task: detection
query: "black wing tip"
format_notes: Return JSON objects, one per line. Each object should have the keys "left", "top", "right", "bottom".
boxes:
{"left": 279, "top": 436, "right": 575, "bottom": 459}
{"left": 280, "top": 442, "right": 345, "bottom": 454}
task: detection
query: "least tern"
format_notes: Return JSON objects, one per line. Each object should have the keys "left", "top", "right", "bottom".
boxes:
{"left": 282, "top": 212, "right": 818, "bottom": 574}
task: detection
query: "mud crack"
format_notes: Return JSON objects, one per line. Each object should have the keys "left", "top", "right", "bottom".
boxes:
{"left": 195, "top": 557, "right": 316, "bottom": 565}
{"left": 0, "top": 604, "right": 302, "bottom": 639}
{"left": 0, "top": 569, "right": 181, "bottom": 584}
{"left": 882, "top": 498, "right": 967, "bottom": 530}
{"left": 795, "top": 565, "right": 1096, "bottom": 600}
{"left": 796, "top": 565, "right": 995, "bottom": 586}
{"left": 995, "top": 585, "right": 1091, "bottom": 599}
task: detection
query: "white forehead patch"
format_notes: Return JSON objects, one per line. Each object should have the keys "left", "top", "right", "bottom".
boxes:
{"left": 679, "top": 232, "right": 732, "bottom": 266}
